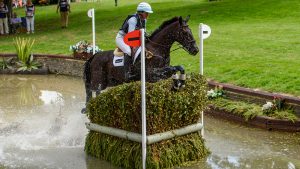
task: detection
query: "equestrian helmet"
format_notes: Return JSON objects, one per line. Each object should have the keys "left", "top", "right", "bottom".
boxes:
{"left": 137, "top": 2, "right": 153, "bottom": 13}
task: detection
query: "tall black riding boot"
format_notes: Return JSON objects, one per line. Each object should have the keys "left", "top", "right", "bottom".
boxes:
{"left": 124, "top": 54, "right": 134, "bottom": 81}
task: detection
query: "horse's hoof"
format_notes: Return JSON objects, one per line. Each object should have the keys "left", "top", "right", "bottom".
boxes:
{"left": 171, "top": 85, "right": 180, "bottom": 91}
{"left": 81, "top": 108, "right": 86, "bottom": 114}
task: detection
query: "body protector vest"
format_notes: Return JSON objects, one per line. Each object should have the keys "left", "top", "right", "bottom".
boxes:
{"left": 119, "top": 14, "right": 145, "bottom": 34}
{"left": 59, "top": 0, "right": 68, "bottom": 12}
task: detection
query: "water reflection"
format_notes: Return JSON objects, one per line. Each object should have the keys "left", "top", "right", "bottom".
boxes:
{"left": 39, "top": 90, "right": 64, "bottom": 105}
{"left": 0, "top": 75, "right": 300, "bottom": 169}
{"left": 201, "top": 115, "right": 300, "bottom": 169}
{"left": 0, "top": 76, "right": 42, "bottom": 108}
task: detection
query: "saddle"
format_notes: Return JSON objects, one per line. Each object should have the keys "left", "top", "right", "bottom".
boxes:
{"left": 113, "top": 47, "right": 139, "bottom": 57}
{"left": 113, "top": 47, "right": 153, "bottom": 62}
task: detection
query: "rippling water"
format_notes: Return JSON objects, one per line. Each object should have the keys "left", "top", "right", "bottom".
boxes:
{"left": 0, "top": 75, "right": 299, "bottom": 169}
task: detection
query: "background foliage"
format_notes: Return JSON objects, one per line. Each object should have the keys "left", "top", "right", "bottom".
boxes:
{"left": 212, "top": 97, "right": 298, "bottom": 121}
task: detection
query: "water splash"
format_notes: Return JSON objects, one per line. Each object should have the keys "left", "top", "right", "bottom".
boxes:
{"left": 0, "top": 75, "right": 88, "bottom": 168}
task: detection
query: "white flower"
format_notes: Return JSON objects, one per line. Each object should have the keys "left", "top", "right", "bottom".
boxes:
{"left": 70, "top": 41, "right": 103, "bottom": 53}
{"left": 262, "top": 101, "right": 273, "bottom": 111}
{"left": 207, "top": 89, "right": 215, "bottom": 97}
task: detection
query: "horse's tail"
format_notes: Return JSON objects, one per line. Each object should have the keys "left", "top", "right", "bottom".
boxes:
{"left": 83, "top": 55, "right": 95, "bottom": 85}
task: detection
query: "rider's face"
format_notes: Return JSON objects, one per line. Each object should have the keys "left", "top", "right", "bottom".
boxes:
{"left": 140, "top": 12, "right": 149, "bottom": 20}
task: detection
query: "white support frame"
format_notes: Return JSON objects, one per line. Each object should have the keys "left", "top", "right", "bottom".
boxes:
{"left": 86, "top": 122, "right": 204, "bottom": 145}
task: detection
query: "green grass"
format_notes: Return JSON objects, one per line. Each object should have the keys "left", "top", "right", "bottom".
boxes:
{"left": 1, "top": 0, "right": 300, "bottom": 96}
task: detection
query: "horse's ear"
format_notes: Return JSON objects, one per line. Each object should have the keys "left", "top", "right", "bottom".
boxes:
{"left": 179, "top": 16, "right": 183, "bottom": 26}
{"left": 185, "top": 15, "right": 190, "bottom": 23}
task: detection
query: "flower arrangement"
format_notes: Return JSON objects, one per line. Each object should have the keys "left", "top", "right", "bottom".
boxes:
{"left": 69, "top": 40, "right": 102, "bottom": 54}
{"left": 207, "top": 86, "right": 224, "bottom": 99}
{"left": 262, "top": 96, "right": 287, "bottom": 115}
{"left": 262, "top": 101, "right": 275, "bottom": 115}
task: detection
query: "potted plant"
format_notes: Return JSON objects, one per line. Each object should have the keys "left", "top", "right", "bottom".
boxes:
{"left": 70, "top": 40, "right": 102, "bottom": 60}
{"left": 0, "top": 57, "right": 13, "bottom": 70}
{"left": 14, "top": 37, "right": 40, "bottom": 72}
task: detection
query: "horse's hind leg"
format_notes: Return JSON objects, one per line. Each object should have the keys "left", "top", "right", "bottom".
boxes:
{"left": 90, "top": 63, "right": 108, "bottom": 96}
{"left": 81, "top": 76, "right": 93, "bottom": 114}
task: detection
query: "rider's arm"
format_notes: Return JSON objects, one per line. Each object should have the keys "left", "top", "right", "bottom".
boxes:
{"left": 127, "top": 17, "right": 137, "bottom": 33}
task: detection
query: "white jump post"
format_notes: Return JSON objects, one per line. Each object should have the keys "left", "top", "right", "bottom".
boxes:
{"left": 87, "top": 8, "right": 96, "bottom": 55}
{"left": 122, "top": 28, "right": 147, "bottom": 169}
{"left": 199, "top": 23, "right": 211, "bottom": 137}
{"left": 140, "top": 28, "right": 147, "bottom": 169}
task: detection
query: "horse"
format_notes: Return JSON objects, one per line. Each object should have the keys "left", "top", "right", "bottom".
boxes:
{"left": 82, "top": 16, "right": 199, "bottom": 112}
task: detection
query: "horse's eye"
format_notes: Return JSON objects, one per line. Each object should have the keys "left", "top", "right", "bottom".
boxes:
{"left": 182, "top": 26, "right": 189, "bottom": 32}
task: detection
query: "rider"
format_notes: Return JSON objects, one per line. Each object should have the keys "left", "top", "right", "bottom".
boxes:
{"left": 116, "top": 2, "right": 153, "bottom": 81}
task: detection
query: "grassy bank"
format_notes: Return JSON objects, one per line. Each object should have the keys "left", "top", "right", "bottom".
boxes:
{"left": 1, "top": 0, "right": 299, "bottom": 96}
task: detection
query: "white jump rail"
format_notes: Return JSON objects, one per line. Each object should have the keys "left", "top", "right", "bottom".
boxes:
{"left": 86, "top": 122, "right": 203, "bottom": 145}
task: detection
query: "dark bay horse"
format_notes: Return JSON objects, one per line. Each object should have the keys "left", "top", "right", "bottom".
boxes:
{"left": 82, "top": 16, "right": 199, "bottom": 110}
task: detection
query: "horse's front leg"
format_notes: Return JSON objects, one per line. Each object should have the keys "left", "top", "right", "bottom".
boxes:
{"left": 160, "top": 65, "right": 186, "bottom": 90}
{"left": 172, "top": 65, "right": 186, "bottom": 88}
{"left": 170, "top": 67, "right": 184, "bottom": 91}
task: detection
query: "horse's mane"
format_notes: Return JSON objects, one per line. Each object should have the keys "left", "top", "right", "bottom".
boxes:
{"left": 149, "top": 16, "right": 179, "bottom": 38}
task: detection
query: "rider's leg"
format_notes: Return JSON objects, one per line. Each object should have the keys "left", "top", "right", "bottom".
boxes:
{"left": 124, "top": 53, "right": 134, "bottom": 81}
{"left": 116, "top": 36, "right": 134, "bottom": 81}
{"left": 116, "top": 36, "right": 131, "bottom": 56}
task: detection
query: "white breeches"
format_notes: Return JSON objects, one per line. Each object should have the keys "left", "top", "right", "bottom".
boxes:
{"left": 116, "top": 34, "right": 131, "bottom": 56}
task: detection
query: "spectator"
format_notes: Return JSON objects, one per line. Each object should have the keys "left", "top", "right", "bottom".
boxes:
{"left": 11, "top": 12, "right": 22, "bottom": 33}
{"left": 25, "top": 0, "right": 34, "bottom": 34}
{"left": 21, "top": 0, "right": 25, "bottom": 7}
{"left": 12, "top": 0, "right": 18, "bottom": 8}
{"left": 0, "top": 0, "right": 9, "bottom": 35}
{"left": 57, "top": 0, "right": 70, "bottom": 28}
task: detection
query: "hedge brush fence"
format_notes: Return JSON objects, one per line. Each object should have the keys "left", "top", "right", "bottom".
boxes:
{"left": 85, "top": 74, "right": 210, "bottom": 169}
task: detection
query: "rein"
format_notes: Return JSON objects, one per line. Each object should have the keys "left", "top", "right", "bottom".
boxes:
{"left": 147, "top": 37, "right": 195, "bottom": 53}
{"left": 147, "top": 38, "right": 172, "bottom": 48}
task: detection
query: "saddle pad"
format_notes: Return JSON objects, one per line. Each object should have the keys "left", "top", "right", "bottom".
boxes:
{"left": 113, "top": 55, "right": 124, "bottom": 67}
